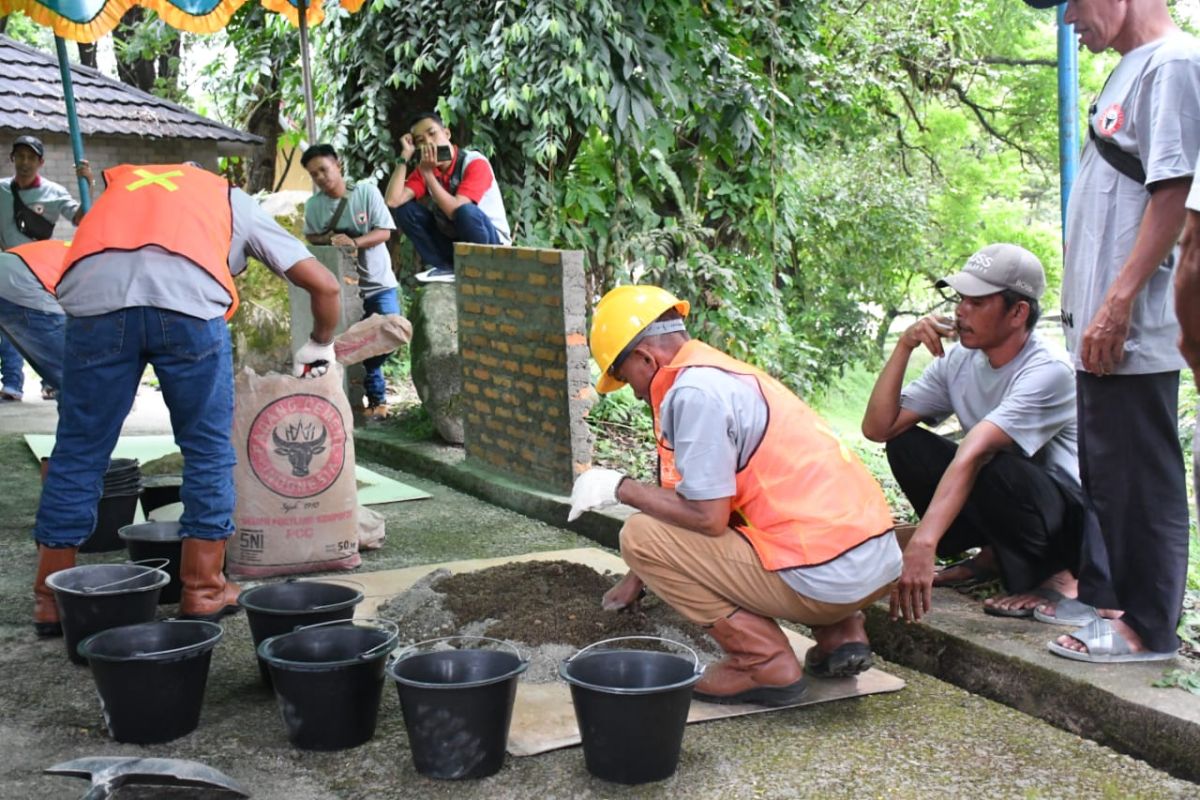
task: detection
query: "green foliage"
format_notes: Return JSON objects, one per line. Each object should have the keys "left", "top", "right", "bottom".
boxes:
{"left": 1154, "top": 667, "right": 1200, "bottom": 696}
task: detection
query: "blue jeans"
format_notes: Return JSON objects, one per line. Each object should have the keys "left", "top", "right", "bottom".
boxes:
{"left": 392, "top": 201, "right": 501, "bottom": 270}
{"left": 0, "top": 297, "right": 66, "bottom": 391}
{"left": 0, "top": 331, "right": 24, "bottom": 394}
{"left": 34, "top": 308, "right": 236, "bottom": 547}
{"left": 362, "top": 288, "right": 400, "bottom": 406}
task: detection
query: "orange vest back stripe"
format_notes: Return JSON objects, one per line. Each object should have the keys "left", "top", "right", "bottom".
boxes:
{"left": 8, "top": 239, "right": 72, "bottom": 296}
{"left": 62, "top": 164, "right": 239, "bottom": 319}
{"left": 650, "top": 340, "right": 894, "bottom": 569}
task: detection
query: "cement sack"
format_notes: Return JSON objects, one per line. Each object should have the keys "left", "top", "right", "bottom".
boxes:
{"left": 229, "top": 363, "right": 360, "bottom": 577}
{"left": 334, "top": 314, "right": 412, "bottom": 366}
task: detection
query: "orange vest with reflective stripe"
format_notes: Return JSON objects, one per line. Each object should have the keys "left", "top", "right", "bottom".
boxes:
{"left": 9, "top": 239, "right": 72, "bottom": 294}
{"left": 57, "top": 164, "right": 239, "bottom": 319}
{"left": 649, "top": 340, "right": 894, "bottom": 569}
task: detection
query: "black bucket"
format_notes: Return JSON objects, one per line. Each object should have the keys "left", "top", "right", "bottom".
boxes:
{"left": 140, "top": 477, "right": 182, "bottom": 517}
{"left": 118, "top": 522, "right": 183, "bottom": 604}
{"left": 80, "top": 492, "right": 142, "bottom": 553}
{"left": 46, "top": 563, "right": 169, "bottom": 665}
{"left": 388, "top": 636, "right": 528, "bottom": 780}
{"left": 560, "top": 636, "right": 702, "bottom": 784}
{"left": 240, "top": 579, "right": 364, "bottom": 685}
{"left": 259, "top": 618, "right": 398, "bottom": 750}
{"left": 76, "top": 620, "right": 222, "bottom": 744}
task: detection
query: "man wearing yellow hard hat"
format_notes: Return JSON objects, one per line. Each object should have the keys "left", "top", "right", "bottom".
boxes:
{"left": 569, "top": 285, "right": 903, "bottom": 706}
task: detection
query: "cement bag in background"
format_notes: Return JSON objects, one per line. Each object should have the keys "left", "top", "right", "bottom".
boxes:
{"left": 229, "top": 363, "right": 360, "bottom": 577}
{"left": 335, "top": 314, "right": 412, "bottom": 366}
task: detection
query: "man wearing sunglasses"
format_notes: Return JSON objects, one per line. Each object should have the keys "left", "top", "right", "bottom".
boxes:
{"left": 862, "top": 244, "right": 1086, "bottom": 625}
{"left": 568, "top": 285, "right": 901, "bottom": 706}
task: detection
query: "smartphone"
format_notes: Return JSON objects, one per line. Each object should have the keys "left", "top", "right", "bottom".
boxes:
{"left": 436, "top": 145, "right": 452, "bottom": 163}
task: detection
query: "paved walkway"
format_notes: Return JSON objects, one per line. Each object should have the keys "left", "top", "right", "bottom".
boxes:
{"left": 0, "top": 394, "right": 1196, "bottom": 798}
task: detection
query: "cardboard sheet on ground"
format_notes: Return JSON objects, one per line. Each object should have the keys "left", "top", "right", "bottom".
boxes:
{"left": 24, "top": 434, "right": 430, "bottom": 506}
{"left": 340, "top": 547, "right": 906, "bottom": 758}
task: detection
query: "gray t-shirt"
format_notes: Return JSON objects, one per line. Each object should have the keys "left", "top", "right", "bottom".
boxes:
{"left": 661, "top": 366, "right": 902, "bottom": 604}
{"left": 0, "top": 251, "right": 64, "bottom": 314}
{"left": 1188, "top": 165, "right": 1200, "bottom": 211}
{"left": 303, "top": 182, "right": 397, "bottom": 297}
{"left": 57, "top": 188, "right": 313, "bottom": 319}
{"left": 900, "top": 332, "right": 1079, "bottom": 487}
{"left": 1062, "top": 32, "right": 1200, "bottom": 374}
{"left": 0, "top": 176, "right": 80, "bottom": 249}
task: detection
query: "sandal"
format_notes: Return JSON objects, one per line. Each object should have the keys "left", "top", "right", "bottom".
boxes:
{"left": 1047, "top": 618, "right": 1177, "bottom": 663}
{"left": 804, "top": 641, "right": 873, "bottom": 678}
{"left": 932, "top": 556, "right": 999, "bottom": 589}
{"left": 1032, "top": 597, "right": 1098, "bottom": 627}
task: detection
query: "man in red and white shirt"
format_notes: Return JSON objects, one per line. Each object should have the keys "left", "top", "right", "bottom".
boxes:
{"left": 385, "top": 112, "right": 510, "bottom": 283}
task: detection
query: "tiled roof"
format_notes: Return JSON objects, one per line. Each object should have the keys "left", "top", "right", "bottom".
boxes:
{"left": 0, "top": 35, "right": 263, "bottom": 144}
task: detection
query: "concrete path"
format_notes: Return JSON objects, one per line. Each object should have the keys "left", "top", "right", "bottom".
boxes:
{"left": 0, "top": 396, "right": 1196, "bottom": 798}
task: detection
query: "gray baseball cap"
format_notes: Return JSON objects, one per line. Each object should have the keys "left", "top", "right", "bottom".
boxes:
{"left": 936, "top": 243, "right": 1046, "bottom": 299}
{"left": 11, "top": 135, "right": 44, "bottom": 159}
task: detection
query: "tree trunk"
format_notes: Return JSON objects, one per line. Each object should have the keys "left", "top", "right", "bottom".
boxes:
{"left": 245, "top": 81, "right": 283, "bottom": 193}
{"left": 115, "top": 8, "right": 157, "bottom": 93}
{"left": 0, "top": 16, "right": 8, "bottom": 34}
{"left": 78, "top": 42, "right": 97, "bottom": 68}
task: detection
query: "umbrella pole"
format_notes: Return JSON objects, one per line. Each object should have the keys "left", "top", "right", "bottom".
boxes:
{"left": 297, "top": 0, "right": 317, "bottom": 143}
{"left": 55, "top": 36, "right": 91, "bottom": 212}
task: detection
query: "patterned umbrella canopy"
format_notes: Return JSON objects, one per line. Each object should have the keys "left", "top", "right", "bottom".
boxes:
{"left": 0, "top": 0, "right": 364, "bottom": 42}
{"left": 0, "top": 0, "right": 361, "bottom": 205}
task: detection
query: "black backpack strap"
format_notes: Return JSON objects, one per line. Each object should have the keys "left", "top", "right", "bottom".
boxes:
{"left": 444, "top": 149, "right": 469, "bottom": 197}
{"left": 1088, "top": 124, "right": 1147, "bottom": 186}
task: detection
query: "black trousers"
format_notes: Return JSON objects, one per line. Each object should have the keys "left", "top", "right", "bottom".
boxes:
{"left": 886, "top": 426, "right": 1086, "bottom": 594}
{"left": 1076, "top": 371, "right": 1189, "bottom": 653}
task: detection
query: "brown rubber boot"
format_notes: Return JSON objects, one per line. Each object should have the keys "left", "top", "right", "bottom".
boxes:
{"left": 693, "top": 609, "right": 808, "bottom": 707}
{"left": 33, "top": 544, "right": 77, "bottom": 637}
{"left": 179, "top": 538, "right": 241, "bottom": 621}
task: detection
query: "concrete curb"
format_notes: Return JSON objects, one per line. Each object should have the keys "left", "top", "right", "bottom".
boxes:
{"left": 355, "top": 430, "right": 1200, "bottom": 784}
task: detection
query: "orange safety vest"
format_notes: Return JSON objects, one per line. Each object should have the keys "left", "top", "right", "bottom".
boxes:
{"left": 36, "top": 164, "right": 239, "bottom": 319}
{"left": 7, "top": 239, "right": 71, "bottom": 292}
{"left": 649, "top": 340, "right": 894, "bottom": 570}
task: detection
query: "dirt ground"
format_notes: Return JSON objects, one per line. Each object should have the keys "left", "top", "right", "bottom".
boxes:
{"left": 379, "top": 560, "right": 721, "bottom": 682}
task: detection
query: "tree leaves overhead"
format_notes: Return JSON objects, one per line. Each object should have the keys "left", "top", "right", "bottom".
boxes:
{"left": 203, "top": 0, "right": 1073, "bottom": 390}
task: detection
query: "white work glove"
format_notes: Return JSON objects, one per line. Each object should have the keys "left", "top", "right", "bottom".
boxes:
{"left": 292, "top": 337, "right": 336, "bottom": 378}
{"left": 567, "top": 468, "right": 625, "bottom": 522}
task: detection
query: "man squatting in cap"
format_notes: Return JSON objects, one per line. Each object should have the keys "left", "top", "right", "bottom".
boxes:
{"left": 862, "top": 244, "right": 1089, "bottom": 624}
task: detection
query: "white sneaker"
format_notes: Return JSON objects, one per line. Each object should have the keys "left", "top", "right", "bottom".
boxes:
{"left": 415, "top": 267, "right": 456, "bottom": 284}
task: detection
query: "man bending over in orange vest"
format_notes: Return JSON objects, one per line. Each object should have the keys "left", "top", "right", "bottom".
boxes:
{"left": 568, "top": 285, "right": 902, "bottom": 706}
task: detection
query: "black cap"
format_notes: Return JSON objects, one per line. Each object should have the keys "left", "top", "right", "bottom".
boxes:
{"left": 11, "top": 135, "right": 44, "bottom": 159}
{"left": 1021, "top": 0, "right": 1064, "bottom": 8}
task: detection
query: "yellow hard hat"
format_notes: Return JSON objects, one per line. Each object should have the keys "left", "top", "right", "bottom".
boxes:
{"left": 591, "top": 285, "right": 690, "bottom": 394}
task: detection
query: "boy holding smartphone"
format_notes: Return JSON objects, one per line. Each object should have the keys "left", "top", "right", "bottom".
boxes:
{"left": 385, "top": 112, "right": 511, "bottom": 284}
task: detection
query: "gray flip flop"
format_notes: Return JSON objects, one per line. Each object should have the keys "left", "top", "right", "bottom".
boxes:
{"left": 983, "top": 587, "right": 1066, "bottom": 619}
{"left": 1032, "top": 597, "right": 1098, "bottom": 627}
{"left": 1047, "top": 618, "right": 1178, "bottom": 663}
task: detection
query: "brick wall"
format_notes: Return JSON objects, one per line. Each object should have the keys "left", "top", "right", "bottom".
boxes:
{"left": 8, "top": 133, "right": 221, "bottom": 240}
{"left": 456, "top": 244, "right": 593, "bottom": 493}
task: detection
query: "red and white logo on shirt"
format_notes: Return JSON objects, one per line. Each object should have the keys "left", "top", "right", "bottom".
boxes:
{"left": 1097, "top": 103, "right": 1125, "bottom": 137}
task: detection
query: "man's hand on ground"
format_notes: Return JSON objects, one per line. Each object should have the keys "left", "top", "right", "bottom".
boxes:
{"left": 567, "top": 468, "right": 625, "bottom": 522}
{"left": 602, "top": 571, "right": 645, "bottom": 612}
{"left": 890, "top": 539, "right": 936, "bottom": 622}
{"left": 899, "top": 315, "right": 957, "bottom": 359}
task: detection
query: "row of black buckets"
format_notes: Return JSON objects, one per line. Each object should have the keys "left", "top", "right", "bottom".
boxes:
{"left": 50, "top": 566, "right": 703, "bottom": 785}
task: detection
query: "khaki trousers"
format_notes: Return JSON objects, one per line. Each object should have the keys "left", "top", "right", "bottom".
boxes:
{"left": 620, "top": 513, "right": 893, "bottom": 627}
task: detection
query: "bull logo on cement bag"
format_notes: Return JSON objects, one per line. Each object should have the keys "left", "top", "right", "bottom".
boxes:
{"left": 230, "top": 364, "right": 360, "bottom": 578}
